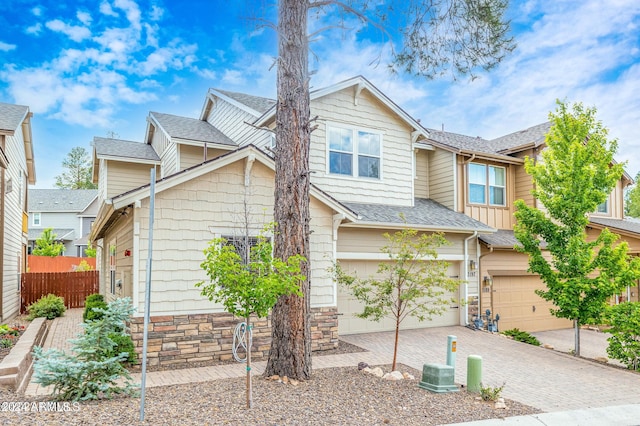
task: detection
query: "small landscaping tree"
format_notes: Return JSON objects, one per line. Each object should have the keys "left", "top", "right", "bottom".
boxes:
{"left": 514, "top": 101, "right": 640, "bottom": 356}
{"left": 32, "top": 297, "right": 138, "bottom": 401}
{"left": 604, "top": 302, "right": 640, "bottom": 370}
{"left": 196, "top": 225, "right": 305, "bottom": 409}
{"left": 32, "top": 228, "right": 65, "bottom": 257}
{"left": 332, "top": 227, "right": 461, "bottom": 371}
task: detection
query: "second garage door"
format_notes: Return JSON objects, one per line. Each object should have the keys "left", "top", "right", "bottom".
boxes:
{"left": 492, "top": 275, "right": 571, "bottom": 332}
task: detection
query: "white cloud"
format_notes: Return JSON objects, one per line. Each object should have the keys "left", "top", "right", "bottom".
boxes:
{"left": 31, "top": 6, "right": 43, "bottom": 17}
{"left": 45, "top": 19, "right": 92, "bottom": 42}
{"left": 114, "top": 0, "right": 141, "bottom": 30}
{"left": 99, "top": 1, "right": 119, "bottom": 17}
{"left": 0, "top": 41, "right": 16, "bottom": 52}
{"left": 149, "top": 5, "right": 164, "bottom": 21}
{"left": 221, "top": 69, "right": 246, "bottom": 85}
{"left": 77, "top": 11, "right": 93, "bottom": 26}
{"left": 25, "top": 23, "right": 43, "bottom": 35}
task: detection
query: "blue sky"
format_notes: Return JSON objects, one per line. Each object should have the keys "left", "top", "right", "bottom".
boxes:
{"left": 1, "top": 0, "right": 639, "bottom": 189}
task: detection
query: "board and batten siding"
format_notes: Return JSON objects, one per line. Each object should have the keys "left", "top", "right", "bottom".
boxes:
{"left": 160, "top": 142, "right": 178, "bottom": 178}
{"left": 428, "top": 149, "right": 455, "bottom": 209}
{"left": 206, "top": 98, "right": 271, "bottom": 147}
{"left": 414, "top": 150, "right": 429, "bottom": 199}
{"left": 178, "top": 145, "right": 230, "bottom": 170}
{"left": 106, "top": 161, "right": 157, "bottom": 198}
{"left": 3, "top": 127, "right": 29, "bottom": 320}
{"left": 131, "top": 160, "right": 336, "bottom": 316}
{"left": 309, "top": 89, "right": 414, "bottom": 206}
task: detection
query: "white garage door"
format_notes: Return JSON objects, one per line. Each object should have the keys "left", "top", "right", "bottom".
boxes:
{"left": 492, "top": 275, "right": 571, "bottom": 332}
{"left": 337, "top": 260, "right": 461, "bottom": 335}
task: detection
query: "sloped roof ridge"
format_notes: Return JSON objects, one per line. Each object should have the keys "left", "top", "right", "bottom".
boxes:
{"left": 150, "top": 111, "right": 235, "bottom": 146}
{"left": 212, "top": 89, "right": 276, "bottom": 115}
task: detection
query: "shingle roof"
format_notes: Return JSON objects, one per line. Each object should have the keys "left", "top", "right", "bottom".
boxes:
{"left": 426, "top": 122, "right": 551, "bottom": 156}
{"left": 150, "top": 112, "right": 235, "bottom": 146}
{"left": 0, "top": 102, "right": 29, "bottom": 133}
{"left": 343, "top": 198, "right": 495, "bottom": 232}
{"left": 28, "top": 228, "right": 75, "bottom": 241}
{"left": 29, "top": 189, "right": 98, "bottom": 212}
{"left": 589, "top": 217, "right": 640, "bottom": 236}
{"left": 94, "top": 137, "right": 160, "bottom": 161}
{"left": 478, "top": 229, "right": 520, "bottom": 248}
{"left": 214, "top": 90, "right": 276, "bottom": 114}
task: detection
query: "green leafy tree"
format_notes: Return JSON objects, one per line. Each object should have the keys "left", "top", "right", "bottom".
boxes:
{"left": 332, "top": 228, "right": 460, "bottom": 371}
{"left": 268, "top": 0, "right": 515, "bottom": 381}
{"left": 514, "top": 101, "right": 640, "bottom": 356}
{"left": 624, "top": 172, "right": 640, "bottom": 218}
{"left": 84, "top": 246, "right": 97, "bottom": 257}
{"left": 54, "top": 146, "right": 97, "bottom": 189}
{"left": 196, "top": 225, "right": 305, "bottom": 409}
{"left": 32, "top": 228, "right": 65, "bottom": 257}
{"left": 32, "top": 297, "right": 138, "bottom": 401}
{"left": 604, "top": 302, "right": 640, "bottom": 370}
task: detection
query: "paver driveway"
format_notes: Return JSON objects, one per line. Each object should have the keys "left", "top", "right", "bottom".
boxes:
{"left": 341, "top": 326, "right": 640, "bottom": 412}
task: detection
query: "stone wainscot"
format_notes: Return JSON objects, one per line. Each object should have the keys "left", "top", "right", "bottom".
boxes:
{"left": 130, "top": 307, "right": 338, "bottom": 367}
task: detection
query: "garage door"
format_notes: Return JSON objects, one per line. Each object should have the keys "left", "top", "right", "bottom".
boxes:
{"left": 492, "top": 275, "right": 571, "bottom": 332}
{"left": 337, "top": 260, "right": 460, "bottom": 335}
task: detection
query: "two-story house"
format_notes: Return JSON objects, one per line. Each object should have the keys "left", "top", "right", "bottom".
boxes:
{"left": 89, "top": 76, "right": 495, "bottom": 366}
{"left": 426, "top": 123, "right": 640, "bottom": 331}
{"left": 28, "top": 189, "right": 98, "bottom": 257}
{"left": 0, "top": 102, "right": 36, "bottom": 321}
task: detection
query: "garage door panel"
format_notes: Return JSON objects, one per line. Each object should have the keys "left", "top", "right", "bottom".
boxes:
{"left": 337, "top": 260, "right": 460, "bottom": 335}
{"left": 493, "top": 275, "right": 571, "bottom": 332}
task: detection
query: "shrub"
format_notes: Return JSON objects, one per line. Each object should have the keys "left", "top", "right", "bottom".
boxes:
{"left": 84, "top": 294, "right": 108, "bottom": 322}
{"left": 74, "top": 260, "right": 94, "bottom": 271}
{"left": 604, "top": 302, "right": 640, "bottom": 370}
{"left": 27, "top": 294, "right": 66, "bottom": 320}
{"left": 480, "top": 382, "right": 506, "bottom": 401}
{"left": 501, "top": 328, "right": 541, "bottom": 346}
{"left": 106, "top": 332, "right": 137, "bottom": 364}
{"left": 32, "top": 297, "right": 138, "bottom": 401}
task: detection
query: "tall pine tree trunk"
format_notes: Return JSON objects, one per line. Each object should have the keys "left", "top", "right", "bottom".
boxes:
{"left": 265, "top": 0, "right": 312, "bottom": 380}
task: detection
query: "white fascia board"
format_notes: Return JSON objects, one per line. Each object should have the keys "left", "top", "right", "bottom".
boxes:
{"left": 208, "top": 89, "right": 262, "bottom": 117}
{"left": 173, "top": 138, "right": 236, "bottom": 150}
{"left": 341, "top": 221, "right": 496, "bottom": 234}
{"left": 97, "top": 155, "right": 160, "bottom": 165}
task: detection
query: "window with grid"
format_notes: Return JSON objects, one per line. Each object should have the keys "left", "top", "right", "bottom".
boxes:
{"left": 328, "top": 126, "right": 381, "bottom": 179}
{"left": 468, "top": 163, "right": 506, "bottom": 206}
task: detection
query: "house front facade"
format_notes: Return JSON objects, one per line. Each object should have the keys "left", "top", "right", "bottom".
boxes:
{"left": 89, "top": 77, "right": 495, "bottom": 366}
{"left": 0, "top": 102, "right": 36, "bottom": 321}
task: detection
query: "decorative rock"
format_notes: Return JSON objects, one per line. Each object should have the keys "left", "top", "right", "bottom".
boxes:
{"left": 370, "top": 367, "right": 384, "bottom": 378}
{"left": 542, "top": 343, "right": 554, "bottom": 350}
{"left": 595, "top": 357, "right": 609, "bottom": 363}
{"left": 289, "top": 379, "right": 299, "bottom": 386}
{"left": 282, "top": 376, "right": 289, "bottom": 384}
{"left": 267, "top": 375, "right": 280, "bottom": 381}
{"left": 494, "top": 401, "right": 507, "bottom": 409}
{"left": 358, "top": 362, "right": 369, "bottom": 370}
{"left": 362, "top": 367, "right": 372, "bottom": 374}
{"left": 383, "top": 371, "right": 404, "bottom": 381}
{"left": 402, "top": 372, "right": 415, "bottom": 380}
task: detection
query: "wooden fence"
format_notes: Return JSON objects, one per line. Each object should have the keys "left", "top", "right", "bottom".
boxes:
{"left": 21, "top": 271, "right": 100, "bottom": 313}
{"left": 28, "top": 255, "right": 96, "bottom": 273}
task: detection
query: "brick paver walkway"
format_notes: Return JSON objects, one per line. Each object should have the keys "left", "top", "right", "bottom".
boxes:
{"left": 24, "top": 311, "right": 640, "bottom": 414}
{"left": 341, "top": 326, "right": 640, "bottom": 413}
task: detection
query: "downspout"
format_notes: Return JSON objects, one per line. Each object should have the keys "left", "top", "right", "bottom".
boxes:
{"left": 462, "top": 231, "right": 478, "bottom": 326}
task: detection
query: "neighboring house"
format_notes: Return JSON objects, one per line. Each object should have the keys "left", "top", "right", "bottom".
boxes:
{"left": 0, "top": 102, "right": 36, "bottom": 321}
{"left": 89, "top": 76, "right": 494, "bottom": 366}
{"left": 425, "top": 123, "right": 640, "bottom": 332}
{"left": 28, "top": 189, "right": 98, "bottom": 257}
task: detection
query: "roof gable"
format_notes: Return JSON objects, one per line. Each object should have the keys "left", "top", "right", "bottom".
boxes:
{"left": 29, "top": 189, "right": 98, "bottom": 212}
{"left": 149, "top": 111, "right": 235, "bottom": 147}
{"left": 0, "top": 102, "right": 29, "bottom": 135}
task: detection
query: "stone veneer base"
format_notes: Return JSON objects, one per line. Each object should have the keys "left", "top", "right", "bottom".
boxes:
{"left": 130, "top": 307, "right": 338, "bottom": 367}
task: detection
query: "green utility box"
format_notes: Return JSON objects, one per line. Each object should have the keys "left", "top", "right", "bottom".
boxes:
{"left": 418, "top": 363, "right": 459, "bottom": 393}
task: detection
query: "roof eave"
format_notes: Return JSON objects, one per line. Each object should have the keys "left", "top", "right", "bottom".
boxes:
{"left": 208, "top": 89, "right": 262, "bottom": 117}
{"left": 341, "top": 221, "right": 496, "bottom": 234}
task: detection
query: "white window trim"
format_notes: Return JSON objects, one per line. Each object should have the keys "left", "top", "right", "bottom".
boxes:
{"left": 468, "top": 163, "right": 507, "bottom": 207}
{"left": 595, "top": 197, "right": 610, "bottom": 215}
{"left": 32, "top": 212, "right": 41, "bottom": 226}
{"left": 325, "top": 122, "right": 383, "bottom": 181}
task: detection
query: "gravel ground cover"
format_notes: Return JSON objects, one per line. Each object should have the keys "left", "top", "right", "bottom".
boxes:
{"left": 0, "top": 364, "right": 541, "bottom": 425}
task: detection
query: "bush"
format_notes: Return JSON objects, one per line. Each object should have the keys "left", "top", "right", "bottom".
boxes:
{"left": 604, "top": 302, "right": 640, "bottom": 370}
{"left": 480, "top": 382, "right": 506, "bottom": 401}
{"left": 84, "top": 294, "right": 108, "bottom": 322}
{"left": 106, "top": 332, "right": 137, "bottom": 364}
{"left": 27, "top": 294, "right": 66, "bottom": 320}
{"left": 501, "top": 328, "right": 541, "bottom": 346}
{"left": 32, "top": 297, "right": 138, "bottom": 401}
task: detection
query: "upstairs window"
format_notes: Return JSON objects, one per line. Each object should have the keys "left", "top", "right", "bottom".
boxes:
{"left": 33, "top": 212, "right": 41, "bottom": 226}
{"left": 468, "top": 163, "right": 506, "bottom": 206}
{"left": 328, "top": 125, "right": 381, "bottom": 179}
{"left": 596, "top": 199, "right": 609, "bottom": 214}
